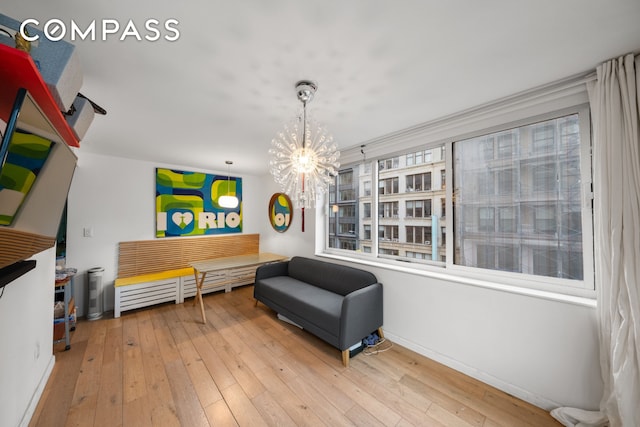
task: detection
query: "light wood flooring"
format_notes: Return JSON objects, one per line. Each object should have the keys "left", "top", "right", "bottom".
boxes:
{"left": 31, "top": 285, "right": 561, "bottom": 427}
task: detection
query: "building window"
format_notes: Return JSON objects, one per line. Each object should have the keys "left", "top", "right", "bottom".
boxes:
{"left": 339, "top": 223, "right": 355, "bottom": 234}
{"left": 406, "top": 251, "right": 428, "bottom": 259}
{"left": 478, "top": 207, "right": 495, "bottom": 232}
{"left": 497, "top": 132, "right": 516, "bottom": 159}
{"left": 559, "top": 115, "right": 580, "bottom": 148}
{"left": 340, "top": 240, "right": 356, "bottom": 250}
{"left": 339, "top": 171, "right": 353, "bottom": 185}
{"left": 498, "top": 206, "right": 517, "bottom": 233}
{"left": 406, "top": 199, "right": 432, "bottom": 218}
{"left": 497, "top": 245, "right": 520, "bottom": 272}
{"left": 533, "top": 164, "right": 557, "bottom": 193}
{"left": 379, "top": 157, "right": 399, "bottom": 170}
{"left": 405, "top": 226, "right": 432, "bottom": 244}
{"left": 379, "top": 202, "right": 398, "bottom": 218}
{"left": 379, "top": 177, "right": 399, "bottom": 195}
{"left": 406, "top": 172, "right": 431, "bottom": 192}
{"left": 425, "top": 150, "right": 432, "bottom": 163}
{"left": 379, "top": 225, "right": 399, "bottom": 241}
{"left": 497, "top": 169, "right": 516, "bottom": 195}
{"left": 363, "top": 180, "right": 371, "bottom": 196}
{"left": 533, "top": 123, "right": 555, "bottom": 152}
{"left": 328, "top": 167, "right": 359, "bottom": 252}
{"left": 340, "top": 188, "right": 356, "bottom": 201}
{"left": 534, "top": 205, "right": 556, "bottom": 234}
{"left": 328, "top": 188, "right": 336, "bottom": 204}
{"left": 379, "top": 248, "right": 399, "bottom": 256}
{"left": 339, "top": 205, "right": 355, "bottom": 218}
{"left": 363, "top": 203, "right": 371, "bottom": 218}
{"left": 363, "top": 225, "right": 371, "bottom": 240}
{"left": 477, "top": 172, "right": 495, "bottom": 195}
{"left": 406, "top": 153, "right": 415, "bottom": 166}
{"left": 480, "top": 138, "right": 494, "bottom": 160}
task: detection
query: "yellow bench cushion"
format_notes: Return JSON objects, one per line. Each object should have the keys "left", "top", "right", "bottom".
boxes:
{"left": 114, "top": 267, "right": 195, "bottom": 287}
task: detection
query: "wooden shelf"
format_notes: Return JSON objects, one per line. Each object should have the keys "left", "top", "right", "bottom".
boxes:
{"left": 0, "top": 43, "right": 79, "bottom": 148}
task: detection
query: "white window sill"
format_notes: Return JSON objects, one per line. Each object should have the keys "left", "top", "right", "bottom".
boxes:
{"left": 316, "top": 252, "right": 597, "bottom": 309}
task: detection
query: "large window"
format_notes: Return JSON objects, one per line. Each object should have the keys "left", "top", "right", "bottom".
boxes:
{"left": 324, "top": 106, "right": 592, "bottom": 295}
{"left": 453, "top": 114, "right": 586, "bottom": 281}
{"left": 327, "top": 142, "right": 447, "bottom": 262}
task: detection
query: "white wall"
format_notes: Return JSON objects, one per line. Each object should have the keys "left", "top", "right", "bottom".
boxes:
{"left": 370, "top": 267, "right": 601, "bottom": 410}
{"left": 66, "top": 152, "right": 269, "bottom": 315}
{"left": 65, "top": 151, "right": 602, "bottom": 412}
{"left": 310, "top": 227, "right": 601, "bottom": 410}
{"left": 0, "top": 248, "right": 56, "bottom": 427}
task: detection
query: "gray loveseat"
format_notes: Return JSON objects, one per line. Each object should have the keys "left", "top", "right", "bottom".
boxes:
{"left": 253, "top": 256, "right": 383, "bottom": 367}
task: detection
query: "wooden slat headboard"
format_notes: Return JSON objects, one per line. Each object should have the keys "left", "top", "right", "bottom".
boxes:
{"left": 117, "top": 234, "right": 260, "bottom": 278}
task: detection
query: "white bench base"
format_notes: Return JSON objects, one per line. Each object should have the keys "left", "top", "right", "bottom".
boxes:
{"left": 115, "top": 270, "right": 261, "bottom": 318}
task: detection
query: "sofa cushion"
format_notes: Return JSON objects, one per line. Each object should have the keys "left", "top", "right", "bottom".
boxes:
{"left": 287, "top": 256, "right": 377, "bottom": 296}
{"left": 258, "top": 276, "right": 342, "bottom": 334}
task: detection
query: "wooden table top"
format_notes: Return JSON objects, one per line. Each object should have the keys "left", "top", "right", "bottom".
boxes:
{"left": 189, "top": 252, "right": 287, "bottom": 273}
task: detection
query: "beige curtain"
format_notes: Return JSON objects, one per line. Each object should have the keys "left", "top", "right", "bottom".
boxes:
{"left": 552, "top": 53, "right": 640, "bottom": 427}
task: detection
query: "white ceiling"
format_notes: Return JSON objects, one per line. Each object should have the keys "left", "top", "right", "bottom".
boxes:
{"left": 4, "top": 0, "right": 640, "bottom": 175}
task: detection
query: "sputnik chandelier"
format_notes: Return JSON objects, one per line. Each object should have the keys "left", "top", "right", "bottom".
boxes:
{"left": 268, "top": 80, "right": 340, "bottom": 213}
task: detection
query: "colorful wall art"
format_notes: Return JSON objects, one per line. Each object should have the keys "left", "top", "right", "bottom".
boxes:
{"left": 0, "top": 131, "right": 53, "bottom": 226}
{"left": 268, "top": 193, "right": 293, "bottom": 232}
{"left": 156, "top": 168, "right": 242, "bottom": 237}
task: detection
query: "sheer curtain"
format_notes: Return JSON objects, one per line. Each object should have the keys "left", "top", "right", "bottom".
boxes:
{"left": 552, "top": 53, "right": 640, "bottom": 427}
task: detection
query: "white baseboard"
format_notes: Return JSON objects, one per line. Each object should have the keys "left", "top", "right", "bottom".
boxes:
{"left": 384, "top": 331, "right": 560, "bottom": 411}
{"left": 19, "top": 354, "right": 55, "bottom": 427}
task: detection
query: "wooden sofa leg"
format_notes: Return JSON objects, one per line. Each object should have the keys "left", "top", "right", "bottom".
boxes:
{"left": 342, "top": 349, "right": 350, "bottom": 367}
{"left": 377, "top": 327, "right": 384, "bottom": 339}
{"left": 254, "top": 299, "right": 259, "bottom": 307}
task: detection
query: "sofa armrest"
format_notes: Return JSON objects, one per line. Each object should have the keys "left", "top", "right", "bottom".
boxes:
{"left": 339, "top": 282, "right": 383, "bottom": 350}
{"left": 255, "top": 260, "right": 289, "bottom": 281}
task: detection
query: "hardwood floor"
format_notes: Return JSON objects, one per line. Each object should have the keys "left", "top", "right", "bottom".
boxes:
{"left": 30, "top": 285, "right": 560, "bottom": 426}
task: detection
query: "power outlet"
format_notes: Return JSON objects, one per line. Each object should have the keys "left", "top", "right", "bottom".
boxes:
{"left": 83, "top": 227, "right": 93, "bottom": 237}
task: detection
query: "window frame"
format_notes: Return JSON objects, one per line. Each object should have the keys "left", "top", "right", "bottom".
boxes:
{"left": 320, "top": 95, "right": 594, "bottom": 300}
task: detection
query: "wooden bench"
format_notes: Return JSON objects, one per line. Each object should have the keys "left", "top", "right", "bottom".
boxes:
{"left": 114, "top": 234, "right": 265, "bottom": 317}
{"left": 114, "top": 268, "right": 190, "bottom": 318}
